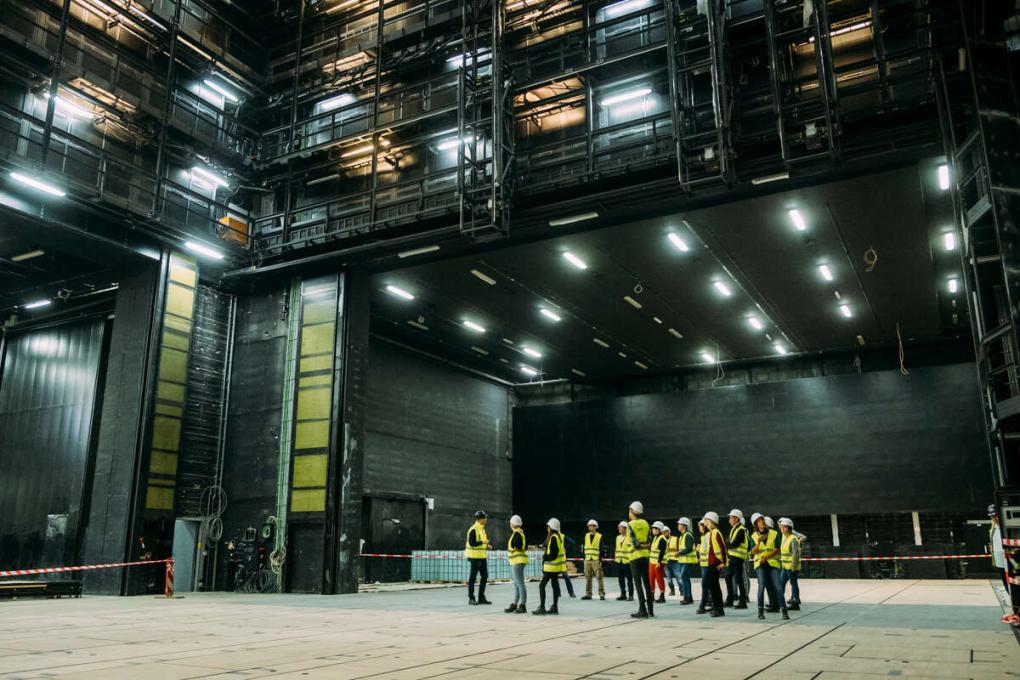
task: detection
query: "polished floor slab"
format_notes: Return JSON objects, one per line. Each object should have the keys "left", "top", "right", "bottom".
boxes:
{"left": 0, "top": 579, "right": 1016, "bottom": 679}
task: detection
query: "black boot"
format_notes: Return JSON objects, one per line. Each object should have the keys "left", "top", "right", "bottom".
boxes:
{"left": 548, "top": 604, "right": 559, "bottom": 615}
{"left": 477, "top": 596, "right": 492, "bottom": 605}
{"left": 782, "top": 607, "right": 790, "bottom": 620}
{"left": 516, "top": 604, "right": 527, "bottom": 613}
{"left": 696, "top": 606, "right": 707, "bottom": 614}
{"left": 710, "top": 608, "right": 725, "bottom": 617}
{"left": 616, "top": 594, "right": 627, "bottom": 601}
{"left": 734, "top": 598, "right": 748, "bottom": 610}
{"left": 758, "top": 608, "right": 765, "bottom": 620}
{"left": 656, "top": 594, "right": 666, "bottom": 603}
{"left": 628, "top": 595, "right": 634, "bottom": 601}
{"left": 631, "top": 609, "right": 649, "bottom": 618}
{"left": 668, "top": 585, "right": 676, "bottom": 596}
{"left": 787, "top": 603, "right": 800, "bottom": 611}
{"left": 581, "top": 595, "right": 592, "bottom": 600}
{"left": 680, "top": 598, "right": 694, "bottom": 605}
{"left": 504, "top": 603, "right": 517, "bottom": 613}
{"left": 532, "top": 605, "right": 547, "bottom": 615}
{"left": 469, "top": 596, "right": 477, "bottom": 605}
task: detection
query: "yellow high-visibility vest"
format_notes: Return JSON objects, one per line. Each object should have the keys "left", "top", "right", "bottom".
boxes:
{"left": 753, "top": 529, "right": 781, "bottom": 569}
{"left": 584, "top": 532, "right": 602, "bottom": 561}
{"left": 698, "top": 527, "right": 728, "bottom": 568}
{"left": 677, "top": 531, "right": 697, "bottom": 564}
{"left": 628, "top": 519, "right": 651, "bottom": 559}
{"left": 464, "top": 522, "right": 488, "bottom": 559}
{"left": 543, "top": 532, "right": 566, "bottom": 573}
{"left": 615, "top": 534, "right": 633, "bottom": 564}
{"left": 780, "top": 533, "right": 800, "bottom": 571}
{"left": 728, "top": 524, "right": 749, "bottom": 560}
{"left": 666, "top": 535, "right": 679, "bottom": 562}
{"left": 508, "top": 529, "right": 528, "bottom": 565}
{"left": 650, "top": 534, "right": 666, "bottom": 565}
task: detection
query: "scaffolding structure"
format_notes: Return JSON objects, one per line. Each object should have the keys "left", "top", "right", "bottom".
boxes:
{"left": 0, "top": 0, "right": 973, "bottom": 260}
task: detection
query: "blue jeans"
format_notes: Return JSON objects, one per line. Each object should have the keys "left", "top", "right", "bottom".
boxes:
{"left": 511, "top": 563, "right": 527, "bottom": 606}
{"left": 678, "top": 563, "right": 694, "bottom": 600}
{"left": 755, "top": 564, "right": 783, "bottom": 610}
{"left": 665, "top": 562, "right": 682, "bottom": 592}
{"left": 780, "top": 569, "right": 800, "bottom": 605}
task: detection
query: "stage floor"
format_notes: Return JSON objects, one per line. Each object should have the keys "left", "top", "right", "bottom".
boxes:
{"left": 0, "top": 579, "right": 1016, "bottom": 679}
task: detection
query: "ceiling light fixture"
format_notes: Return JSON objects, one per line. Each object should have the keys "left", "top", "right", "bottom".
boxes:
{"left": 385, "top": 284, "right": 414, "bottom": 300}
{"left": 562, "top": 251, "right": 588, "bottom": 270}
{"left": 604, "top": 0, "right": 648, "bottom": 17}
{"left": 340, "top": 143, "right": 375, "bottom": 158}
{"left": 463, "top": 320, "right": 487, "bottom": 333}
{"left": 668, "top": 328, "right": 683, "bottom": 339}
{"left": 774, "top": 343, "right": 788, "bottom": 355}
{"left": 539, "top": 308, "right": 562, "bottom": 322}
{"left": 623, "top": 295, "right": 642, "bottom": 309}
{"left": 634, "top": 360, "right": 648, "bottom": 370}
{"left": 948, "top": 278, "right": 959, "bottom": 294}
{"left": 747, "top": 316, "right": 764, "bottom": 330}
{"left": 437, "top": 135, "right": 474, "bottom": 151}
{"left": 471, "top": 346, "right": 489, "bottom": 355}
{"left": 11, "top": 249, "right": 44, "bottom": 262}
{"left": 23, "top": 299, "right": 52, "bottom": 309}
{"left": 839, "top": 304, "right": 853, "bottom": 318}
{"left": 751, "top": 171, "right": 790, "bottom": 185}
{"left": 600, "top": 87, "right": 651, "bottom": 107}
{"left": 202, "top": 78, "right": 239, "bottom": 102}
{"left": 571, "top": 368, "right": 586, "bottom": 377}
{"left": 938, "top": 164, "right": 951, "bottom": 191}
{"left": 788, "top": 208, "right": 807, "bottom": 231}
{"left": 943, "top": 231, "right": 956, "bottom": 251}
{"left": 618, "top": 351, "right": 628, "bottom": 358}
{"left": 713, "top": 280, "right": 732, "bottom": 297}
{"left": 471, "top": 269, "right": 496, "bottom": 285}
{"left": 407, "top": 319, "right": 429, "bottom": 331}
{"left": 700, "top": 350, "right": 717, "bottom": 364}
{"left": 9, "top": 172, "right": 65, "bottom": 197}
{"left": 325, "top": 0, "right": 359, "bottom": 14}
{"left": 652, "top": 317, "right": 662, "bottom": 324}
{"left": 520, "top": 365, "right": 538, "bottom": 377}
{"left": 46, "top": 93, "right": 93, "bottom": 119}
{"left": 397, "top": 244, "right": 440, "bottom": 258}
{"left": 593, "top": 338, "right": 609, "bottom": 348}
{"left": 184, "top": 240, "right": 224, "bottom": 260}
{"left": 818, "top": 264, "right": 834, "bottom": 281}
{"left": 668, "top": 232, "right": 690, "bottom": 252}
{"left": 503, "top": 338, "right": 515, "bottom": 345}
{"left": 522, "top": 347, "right": 543, "bottom": 359}
{"left": 549, "top": 211, "right": 599, "bottom": 227}
{"left": 191, "top": 166, "right": 229, "bottom": 188}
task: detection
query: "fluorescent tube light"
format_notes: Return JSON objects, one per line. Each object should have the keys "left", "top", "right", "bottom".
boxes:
{"left": 463, "top": 320, "right": 487, "bottom": 333}
{"left": 571, "top": 368, "right": 586, "bottom": 377}
{"left": 562, "top": 252, "right": 588, "bottom": 270}
{"left": 819, "top": 264, "right": 834, "bottom": 281}
{"left": 385, "top": 285, "right": 414, "bottom": 300}
{"left": 471, "top": 269, "right": 496, "bottom": 285}
{"left": 9, "top": 172, "right": 65, "bottom": 197}
{"left": 668, "top": 233, "right": 690, "bottom": 252}
{"left": 938, "top": 164, "right": 950, "bottom": 191}
{"left": 325, "top": 0, "right": 359, "bottom": 14}
{"left": 668, "top": 328, "right": 683, "bottom": 339}
{"left": 520, "top": 365, "right": 538, "bottom": 377}
{"left": 948, "top": 278, "right": 959, "bottom": 294}
{"left": 23, "top": 299, "right": 51, "bottom": 309}
{"left": 471, "top": 346, "right": 489, "bottom": 355}
{"left": 788, "top": 208, "right": 807, "bottom": 231}
{"left": 437, "top": 135, "right": 473, "bottom": 151}
{"left": 700, "top": 350, "right": 716, "bottom": 364}
{"left": 593, "top": 338, "right": 609, "bottom": 348}
{"left": 549, "top": 211, "right": 599, "bottom": 227}
{"left": 340, "top": 143, "right": 374, "bottom": 158}
{"left": 652, "top": 317, "right": 662, "bottom": 324}
{"left": 618, "top": 351, "right": 628, "bottom": 358}
{"left": 747, "top": 316, "right": 764, "bottom": 330}
{"left": 184, "top": 240, "right": 224, "bottom": 260}
{"left": 605, "top": 0, "right": 648, "bottom": 17}
{"left": 191, "top": 166, "right": 229, "bottom": 188}
{"left": 540, "top": 308, "right": 562, "bottom": 322}
{"left": 713, "top": 281, "right": 732, "bottom": 297}
{"left": 623, "top": 295, "right": 642, "bottom": 309}
{"left": 11, "top": 249, "right": 44, "bottom": 262}
{"left": 600, "top": 87, "right": 651, "bottom": 107}
{"left": 839, "top": 304, "right": 853, "bottom": 318}
{"left": 202, "top": 78, "right": 238, "bottom": 102}
{"left": 751, "top": 171, "right": 790, "bottom": 185}
{"left": 398, "top": 245, "right": 440, "bottom": 258}
{"left": 634, "top": 361, "right": 648, "bottom": 370}
{"left": 522, "top": 347, "right": 542, "bottom": 359}
{"left": 407, "top": 320, "right": 429, "bottom": 331}
{"left": 943, "top": 232, "right": 956, "bottom": 251}
{"left": 774, "top": 343, "right": 788, "bottom": 355}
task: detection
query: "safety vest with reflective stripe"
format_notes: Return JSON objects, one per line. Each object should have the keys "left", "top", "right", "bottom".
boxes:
{"left": 780, "top": 533, "right": 800, "bottom": 571}
{"left": 464, "top": 522, "right": 488, "bottom": 559}
{"left": 508, "top": 529, "right": 528, "bottom": 565}
{"left": 628, "top": 519, "right": 651, "bottom": 559}
{"left": 677, "top": 531, "right": 697, "bottom": 564}
{"left": 698, "top": 527, "right": 728, "bottom": 568}
{"left": 753, "top": 529, "right": 781, "bottom": 569}
{"left": 666, "top": 535, "right": 680, "bottom": 562}
{"left": 728, "top": 524, "right": 750, "bottom": 560}
{"left": 615, "top": 534, "right": 633, "bottom": 564}
{"left": 650, "top": 534, "right": 666, "bottom": 565}
{"left": 543, "top": 532, "right": 566, "bottom": 573}
{"left": 584, "top": 532, "right": 602, "bottom": 561}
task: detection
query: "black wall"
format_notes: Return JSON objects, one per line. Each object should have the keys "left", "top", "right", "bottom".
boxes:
{"left": 0, "top": 320, "right": 107, "bottom": 570}
{"left": 513, "top": 363, "right": 991, "bottom": 526}
{"left": 363, "top": 340, "right": 513, "bottom": 549}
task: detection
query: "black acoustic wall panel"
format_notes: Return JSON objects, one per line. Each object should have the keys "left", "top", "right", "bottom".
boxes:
{"left": 364, "top": 341, "right": 512, "bottom": 549}
{"left": 513, "top": 364, "right": 990, "bottom": 525}
{"left": 0, "top": 320, "right": 106, "bottom": 570}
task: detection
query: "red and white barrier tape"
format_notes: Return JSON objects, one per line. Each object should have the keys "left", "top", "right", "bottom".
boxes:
{"left": 0, "top": 558, "right": 172, "bottom": 578}
{"left": 360, "top": 553, "right": 994, "bottom": 563}
{"left": 1003, "top": 538, "right": 1020, "bottom": 548}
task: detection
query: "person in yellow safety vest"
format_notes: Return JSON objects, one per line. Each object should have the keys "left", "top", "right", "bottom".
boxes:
{"left": 750, "top": 512, "right": 787, "bottom": 620}
{"left": 649, "top": 521, "right": 668, "bottom": 603}
{"left": 724, "top": 509, "right": 750, "bottom": 609}
{"left": 615, "top": 521, "right": 634, "bottom": 601}
{"left": 505, "top": 514, "right": 528, "bottom": 614}
{"left": 664, "top": 525, "right": 682, "bottom": 598}
{"left": 676, "top": 518, "right": 697, "bottom": 605}
{"left": 464, "top": 510, "right": 492, "bottom": 605}
{"left": 627, "top": 501, "right": 655, "bottom": 618}
{"left": 533, "top": 518, "right": 565, "bottom": 615}
{"left": 696, "top": 520, "right": 713, "bottom": 610}
{"left": 697, "top": 512, "right": 728, "bottom": 617}
{"left": 581, "top": 519, "right": 606, "bottom": 600}
{"left": 778, "top": 517, "right": 801, "bottom": 612}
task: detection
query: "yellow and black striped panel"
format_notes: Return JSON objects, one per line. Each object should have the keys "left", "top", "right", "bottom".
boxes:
{"left": 144, "top": 253, "right": 197, "bottom": 512}
{"left": 290, "top": 277, "right": 338, "bottom": 514}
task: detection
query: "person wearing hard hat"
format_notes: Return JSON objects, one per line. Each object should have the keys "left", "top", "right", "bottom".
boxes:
{"left": 582, "top": 519, "right": 606, "bottom": 600}
{"left": 627, "top": 501, "right": 655, "bottom": 618}
{"left": 676, "top": 518, "right": 697, "bottom": 604}
{"left": 663, "top": 524, "right": 681, "bottom": 598}
{"left": 649, "top": 521, "right": 668, "bottom": 603}
{"left": 505, "top": 515, "right": 528, "bottom": 614}
{"left": 465, "top": 510, "right": 492, "bottom": 605}
{"left": 696, "top": 520, "right": 713, "bottom": 609}
{"left": 778, "top": 517, "right": 801, "bottom": 612}
{"left": 533, "top": 518, "right": 565, "bottom": 615}
{"left": 615, "top": 521, "right": 634, "bottom": 601}
{"left": 724, "top": 509, "right": 750, "bottom": 609}
{"left": 751, "top": 513, "right": 787, "bottom": 620}
{"left": 697, "top": 512, "right": 728, "bottom": 617}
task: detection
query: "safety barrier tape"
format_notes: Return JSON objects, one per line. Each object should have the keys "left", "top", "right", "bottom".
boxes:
{"left": 0, "top": 558, "right": 172, "bottom": 578}
{"left": 359, "top": 553, "right": 993, "bottom": 562}
{"left": 1003, "top": 538, "right": 1020, "bottom": 548}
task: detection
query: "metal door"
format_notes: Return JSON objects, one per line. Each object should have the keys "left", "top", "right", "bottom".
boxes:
{"left": 363, "top": 497, "right": 425, "bottom": 583}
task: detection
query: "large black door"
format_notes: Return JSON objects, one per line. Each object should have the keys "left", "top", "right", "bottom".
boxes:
{"left": 362, "top": 497, "right": 425, "bottom": 583}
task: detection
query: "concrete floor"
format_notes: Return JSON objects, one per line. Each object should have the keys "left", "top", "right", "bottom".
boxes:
{"left": 0, "top": 579, "right": 1017, "bottom": 679}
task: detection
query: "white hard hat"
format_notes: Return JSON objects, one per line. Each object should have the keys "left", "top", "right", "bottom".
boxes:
{"left": 750, "top": 512, "right": 763, "bottom": 525}
{"left": 662, "top": 524, "right": 671, "bottom": 532}
{"left": 778, "top": 517, "right": 793, "bottom": 528}
{"left": 678, "top": 517, "right": 691, "bottom": 528}
{"left": 510, "top": 514, "right": 522, "bottom": 527}
{"left": 729, "top": 509, "right": 744, "bottom": 522}
{"left": 547, "top": 518, "right": 561, "bottom": 531}
{"left": 765, "top": 516, "right": 775, "bottom": 528}
{"left": 703, "top": 511, "right": 720, "bottom": 525}
{"left": 629, "top": 501, "right": 644, "bottom": 514}
{"left": 618, "top": 521, "right": 628, "bottom": 529}
{"left": 587, "top": 519, "right": 599, "bottom": 528}
{"left": 652, "top": 521, "right": 664, "bottom": 530}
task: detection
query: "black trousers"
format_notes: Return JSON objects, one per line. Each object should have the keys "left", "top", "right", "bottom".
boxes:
{"left": 468, "top": 558, "right": 487, "bottom": 598}
{"left": 629, "top": 556, "right": 654, "bottom": 614}
{"left": 725, "top": 557, "right": 748, "bottom": 604}
{"left": 539, "top": 572, "right": 561, "bottom": 606}
{"left": 617, "top": 563, "right": 634, "bottom": 597}
{"left": 701, "top": 565, "right": 724, "bottom": 612}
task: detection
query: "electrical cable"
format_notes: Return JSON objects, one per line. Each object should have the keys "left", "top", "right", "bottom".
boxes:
{"left": 863, "top": 247, "right": 878, "bottom": 272}
{"left": 896, "top": 322, "right": 909, "bottom": 375}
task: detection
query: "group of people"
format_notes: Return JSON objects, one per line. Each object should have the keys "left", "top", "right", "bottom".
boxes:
{"left": 464, "top": 502, "right": 804, "bottom": 619}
